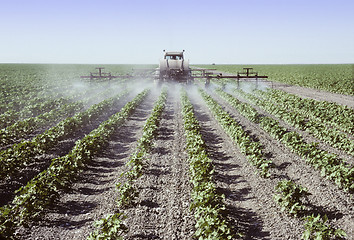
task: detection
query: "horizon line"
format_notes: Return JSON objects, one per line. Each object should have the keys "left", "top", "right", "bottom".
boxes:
{"left": 0, "top": 62, "right": 353, "bottom": 65}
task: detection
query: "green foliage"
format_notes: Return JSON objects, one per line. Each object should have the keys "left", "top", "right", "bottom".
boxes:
{"left": 273, "top": 180, "right": 310, "bottom": 216}
{"left": 0, "top": 97, "right": 72, "bottom": 129}
{"left": 116, "top": 181, "right": 139, "bottom": 208}
{"left": 0, "top": 101, "right": 84, "bottom": 147}
{"left": 87, "top": 212, "right": 128, "bottom": 240}
{"left": 117, "top": 89, "right": 167, "bottom": 207}
{"left": 197, "top": 64, "right": 354, "bottom": 95}
{"left": 0, "top": 90, "right": 128, "bottom": 179}
{"left": 251, "top": 89, "right": 354, "bottom": 155}
{"left": 138, "top": 88, "right": 167, "bottom": 153}
{"left": 85, "top": 88, "right": 168, "bottom": 239}
{"left": 200, "top": 88, "right": 272, "bottom": 178}
{"left": 257, "top": 88, "right": 354, "bottom": 135}
{"left": 125, "top": 151, "right": 146, "bottom": 181}
{"left": 181, "top": 89, "right": 236, "bottom": 239}
{"left": 90, "top": 88, "right": 168, "bottom": 238}
{"left": 232, "top": 89, "right": 353, "bottom": 192}
{"left": 302, "top": 214, "right": 346, "bottom": 240}
{"left": 0, "top": 90, "right": 148, "bottom": 236}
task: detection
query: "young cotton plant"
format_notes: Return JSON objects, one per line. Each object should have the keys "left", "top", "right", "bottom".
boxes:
{"left": 116, "top": 181, "right": 139, "bottom": 208}
{"left": 302, "top": 214, "right": 346, "bottom": 240}
{"left": 0, "top": 90, "right": 148, "bottom": 238}
{"left": 117, "top": 89, "right": 167, "bottom": 208}
{"left": 87, "top": 212, "right": 128, "bottom": 240}
{"left": 233, "top": 89, "right": 354, "bottom": 193}
{"left": 181, "top": 89, "right": 237, "bottom": 240}
{"left": 200, "top": 88, "right": 272, "bottom": 178}
{"left": 273, "top": 180, "right": 310, "bottom": 216}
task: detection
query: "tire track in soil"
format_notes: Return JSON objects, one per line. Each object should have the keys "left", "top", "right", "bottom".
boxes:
{"left": 123, "top": 89, "right": 195, "bottom": 240}
{"left": 209, "top": 90, "right": 354, "bottom": 238}
{"left": 188, "top": 91, "right": 303, "bottom": 240}
{"left": 19, "top": 91, "right": 158, "bottom": 240}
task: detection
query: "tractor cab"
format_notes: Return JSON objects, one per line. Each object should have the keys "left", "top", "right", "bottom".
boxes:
{"left": 158, "top": 50, "right": 191, "bottom": 83}
{"left": 164, "top": 52, "right": 184, "bottom": 60}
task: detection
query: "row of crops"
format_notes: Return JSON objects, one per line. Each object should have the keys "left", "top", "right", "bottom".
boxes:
{"left": 81, "top": 83, "right": 351, "bottom": 239}
{"left": 88, "top": 89, "right": 167, "bottom": 239}
{"left": 194, "top": 83, "right": 350, "bottom": 239}
{"left": 215, "top": 88, "right": 353, "bottom": 192}
{"left": 0, "top": 64, "right": 353, "bottom": 239}
{"left": 1, "top": 87, "right": 148, "bottom": 236}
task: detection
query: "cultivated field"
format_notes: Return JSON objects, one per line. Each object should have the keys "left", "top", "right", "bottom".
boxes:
{"left": 0, "top": 64, "right": 353, "bottom": 239}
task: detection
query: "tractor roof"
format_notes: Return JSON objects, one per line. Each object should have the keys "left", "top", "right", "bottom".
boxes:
{"left": 165, "top": 52, "right": 184, "bottom": 56}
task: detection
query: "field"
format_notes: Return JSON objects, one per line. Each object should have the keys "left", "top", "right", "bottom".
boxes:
{"left": 0, "top": 64, "right": 353, "bottom": 240}
{"left": 197, "top": 64, "right": 354, "bottom": 96}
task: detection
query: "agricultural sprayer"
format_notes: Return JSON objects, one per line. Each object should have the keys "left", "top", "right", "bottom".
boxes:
{"left": 80, "top": 50, "right": 269, "bottom": 87}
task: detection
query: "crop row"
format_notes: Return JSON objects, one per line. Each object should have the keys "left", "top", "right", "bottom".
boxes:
{"left": 89, "top": 89, "right": 167, "bottom": 239}
{"left": 216, "top": 89, "right": 353, "bottom": 192}
{"left": 199, "top": 89, "right": 272, "bottom": 177}
{"left": 0, "top": 82, "right": 90, "bottom": 126}
{"left": 0, "top": 90, "right": 128, "bottom": 180}
{"left": 0, "top": 74, "right": 50, "bottom": 102}
{"left": 255, "top": 88, "right": 354, "bottom": 135}
{"left": 0, "top": 97, "right": 75, "bottom": 130}
{"left": 0, "top": 101, "right": 84, "bottom": 148}
{"left": 0, "top": 83, "right": 98, "bottom": 128}
{"left": 0, "top": 72, "right": 118, "bottom": 116}
{"left": 118, "top": 88, "right": 167, "bottom": 207}
{"left": 203, "top": 64, "right": 354, "bottom": 95}
{"left": 181, "top": 89, "right": 235, "bottom": 239}
{"left": 0, "top": 84, "right": 124, "bottom": 149}
{"left": 237, "top": 89, "right": 354, "bottom": 156}
{"left": 213, "top": 87, "right": 349, "bottom": 238}
{"left": 208, "top": 83, "right": 349, "bottom": 238}
{"left": 0, "top": 64, "right": 89, "bottom": 108}
{"left": 213, "top": 86, "right": 350, "bottom": 238}
{"left": 0, "top": 90, "right": 149, "bottom": 238}
{"left": 0, "top": 85, "right": 57, "bottom": 114}
{"left": 273, "top": 180, "right": 346, "bottom": 239}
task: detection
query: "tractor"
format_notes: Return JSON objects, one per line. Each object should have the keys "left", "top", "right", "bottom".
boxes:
{"left": 80, "top": 50, "right": 269, "bottom": 88}
{"left": 158, "top": 50, "right": 193, "bottom": 83}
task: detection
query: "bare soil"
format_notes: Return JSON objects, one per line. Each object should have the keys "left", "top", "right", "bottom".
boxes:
{"left": 122, "top": 90, "right": 194, "bottom": 240}
{"left": 0, "top": 92, "right": 133, "bottom": 208}
{"left": 205, "top": 89, "right": 353, "bottom": 239}
{"left": 267, "top": 81, "right": 354, "bottom": 108}
{"left": 15, "top": 92, "right": 158, "bottom": 239}
{"left": 9, "top": 83, "right": 354, "bottom": 240}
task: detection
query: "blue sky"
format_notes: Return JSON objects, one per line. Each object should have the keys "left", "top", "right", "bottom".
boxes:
{"left": 1, "top": 0, "right": 353, "bottom": 64}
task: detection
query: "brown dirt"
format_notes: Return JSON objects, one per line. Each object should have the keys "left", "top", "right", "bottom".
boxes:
{"left": 267, "top": 81, "right": 354, "bottom": 108}
{"left": 189, "top": 90, "right": 303, "bottom": 239}
{"left": 0, "top": 92, "right": 133, "bottom": 208}
{"left": 230, "top": 91, "right": 354, "bottom": 165}
{"left": 203, "top": 88, "right": 353, "bottom": 239}
{"left": 9, "top": 82, "right": 354, "bottom": 240}
{"left": 15, "top": 92, "right": 158, "bottom": 239}
{"left": 122, "top": 89, "right": 195, "bottom": 240}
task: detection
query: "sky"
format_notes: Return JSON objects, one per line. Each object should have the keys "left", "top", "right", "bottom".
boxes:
{"left": 1, "top": 0, "right": 353, "bottom": 64}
